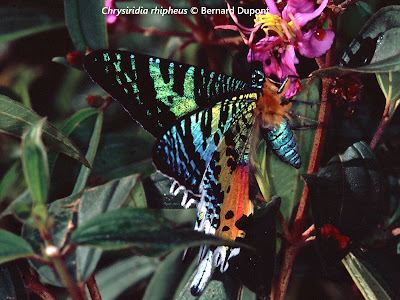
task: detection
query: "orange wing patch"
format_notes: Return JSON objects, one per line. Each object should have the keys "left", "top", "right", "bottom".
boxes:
{"left": 216, "top": 164, "right": 253, "bottom": 241}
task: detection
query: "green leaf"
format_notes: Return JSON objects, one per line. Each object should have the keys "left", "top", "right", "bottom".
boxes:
{"left": 342, "top": 252, "right": 391, "bottom": 300}
{"left": 64, "top": 0, "right": 108, "bottom": 51}
{"left": 22, "top": 174, "right": 148, "bottom": 286}
{"left": 0, "top": 229, "right": 33, "bottom": 264}
{"left": 0, "top": 8, "right": 64, "bottom": 44}
{"left": 21, "top": 119, "right": 49, "bottom": 206}
{"left": 269, "top": 78, "right": 320, "bottom": 222}
{"left": 314, "top": 6, "right": 400, "bottom": 77}
{"left": 72, "top": 110, "right": 103, "bottom": 194}
{"left": 91, "top": 130, "right": 155, "bottom": 182}
{"left": 143, "top": 250, "right": 194, "bottom": 300}
{"left": 347, "top": 246, "right": 400, "bottom": 299}
{"left": 93, "top": 256, "right": 159, "bottom": 300}
{"left": 253, "top": 139, "right": 271, "bottom": 201}
{"left": 128, "top": 177, "right": 147, "bottom": 208}
{"left": 70, "top": 208, "right": 241, "bottom": 255}
{"left": 306, "top": 141, "right": 387, "bottom": 242}
{"left": 305, "top": 142, "right": 387, "bottom": 265}
{"left": 51, "top": 56, "right": 70, "bottom": 68}
{"left": 239, "top": 286, "right": 257, "bottom": 300}
{"left": 0, "top": 190, "right": 31, "bottom": 221}
{"left": 13, "top": 202, "right": 32, "bottom": 222}
{"left": 355, "top": 1, "right": 374, "bottom": 18}
{"left": 47, "top": 108, "right": 99, "bottom": 175}
{"left": 0, "top": 95, "right": 89, "bottom": 167}
{"left": 0, "top": 161, "right": 22, "bottom": 202}
{"left": 10, "top": 67, "right": 39, "bottom": 109}
{"left": 376, "top": 72, "right": 400, "bottom": 117}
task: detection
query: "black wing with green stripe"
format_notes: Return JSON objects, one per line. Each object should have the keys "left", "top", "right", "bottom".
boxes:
{"left": 84, "top": 49, "right": 248, "bottom": 137}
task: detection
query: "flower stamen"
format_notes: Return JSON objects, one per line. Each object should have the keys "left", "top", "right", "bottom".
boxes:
{"left": 254, "top": 13, "right": 296, "bottom": 41}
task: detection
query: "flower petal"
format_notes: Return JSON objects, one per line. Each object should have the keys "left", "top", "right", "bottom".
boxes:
{"left": 280, "top": 46, "right": 300, "bottom": 97}
{"left": 105, "top": 0, "right": 118, "bottom": 24}
{"left": 297, "top": 28, "right": 335, "bottom": 58}
{"left": 264, "top": 0, "right": 281, "bottom": 16}
{"left": 283, "top": 0, "right": 328, "bottom": 27}
{"left": 248, "top": 48, "right": 283, "bottom": 79}
{"left": 281, "top": 45, "right": 299, "bottom": 76}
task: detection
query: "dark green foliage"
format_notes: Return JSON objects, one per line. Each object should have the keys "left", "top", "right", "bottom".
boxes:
{"left": 308, "top": 141, "right": 387, "bottom": 240}
{"left": 70, "top": 208, "right": 244, "bottom": 255}
{"left": 305, "top": 142, "right": 388, "bottom": 261}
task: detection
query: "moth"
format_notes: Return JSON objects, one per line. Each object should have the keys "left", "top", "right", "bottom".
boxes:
{"left": 84, "top": 49, "right": 300, "bottom": 295}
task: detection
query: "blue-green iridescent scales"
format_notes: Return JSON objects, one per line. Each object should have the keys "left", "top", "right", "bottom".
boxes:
{"left": 261, "top": 116, "right": 301, "bottom": 169}
{"left": 84, "top": 49, "right": 300, "bottom": 295}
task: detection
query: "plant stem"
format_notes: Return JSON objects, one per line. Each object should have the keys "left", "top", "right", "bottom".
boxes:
{"left": 272, "top": 15, "right": 337, "bottom": 300}
{"left": 21, "top": 268, "right": 57, "bottom": 300}
{"left": 87, "top": 274, "right": 102, "bottom": 300}
{"left": 369, "top": 97, "right": 393, "bottom": 149}
{"left": 271, "top": 246, "right": 298, "bottom": 300}
{"left": 369, "top": 117, "right": 389, "bottom": 150}
{"left": 29, "top": 254, "right": 52, "bottom": 266}
{"left": 278, "top": 211, "right": 292, "bottom": 243}
{"left": 47, "top": 246, "right": 84, "bottom": 300}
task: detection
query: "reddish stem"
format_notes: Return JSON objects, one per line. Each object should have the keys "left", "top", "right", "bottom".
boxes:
{"left": 78, "top": 281, "right": 88, "bottom": 300}
{"left": 87, "top": 275, "right": 102, "bottom": 300}
{"left": 369, "top": 100, "right": 391, "bottom": 149}
{"left": 29, "top": 254, "right": 52, "bottom": 266}
{"left": 22, "top": 268, "right": 57, "bottom": 300}
{"left": 271, "top": 246, "right": 299, "bottom": 300}
{"left": 272, "top": 15, "right": 337, "bottom": 300}
{"left": 61, "top": 244, "right": 76, "bottom": 259}
{"left": 278, "top": 211, "right": 292, "bottom": 244}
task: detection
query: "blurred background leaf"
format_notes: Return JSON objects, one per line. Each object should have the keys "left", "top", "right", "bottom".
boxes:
{"left": 22, "top": 174, "right": 146, "bottom": 286}
{"left": 0, "top": 7, "right": 64, "bottom": 44}
{"left": 64, "top": 0, "right": 108, "bottom": 51}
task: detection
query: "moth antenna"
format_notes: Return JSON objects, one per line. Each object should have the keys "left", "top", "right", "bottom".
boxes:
{"left": 289, "top": 99, "right": 325, "bottom": 106}
{"left": 288, "top": 111, "right": 321, "bottom": 124}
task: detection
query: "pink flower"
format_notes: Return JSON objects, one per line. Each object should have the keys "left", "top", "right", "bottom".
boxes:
{"left": 105, "top": 0, "right": 118, "bottom": 24}
{"left": 217, "top": 0, "right": 335, "bottom": 97}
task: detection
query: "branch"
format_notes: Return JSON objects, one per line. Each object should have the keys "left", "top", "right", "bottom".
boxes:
{"left": 87, "top": 275, "right": 102, "bottom": 300}
{"left": 46, "top": 246, "right": 84, "bottom": 300}
{"left": 21, "top": 268, "right": 57, "bottom": 300}
{"left": 278, "top": 211, "right": 292, "bottom": 244}
{"left": 28, "top": 254, "right": 52, "bottom": 266}
{"left": 272, "top": 14, "right": 338, "bottom": 300}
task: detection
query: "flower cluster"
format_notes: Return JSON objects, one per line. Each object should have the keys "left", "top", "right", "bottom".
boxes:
{"left": 217, "top": 0, "right": 334, "bottom": 97}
